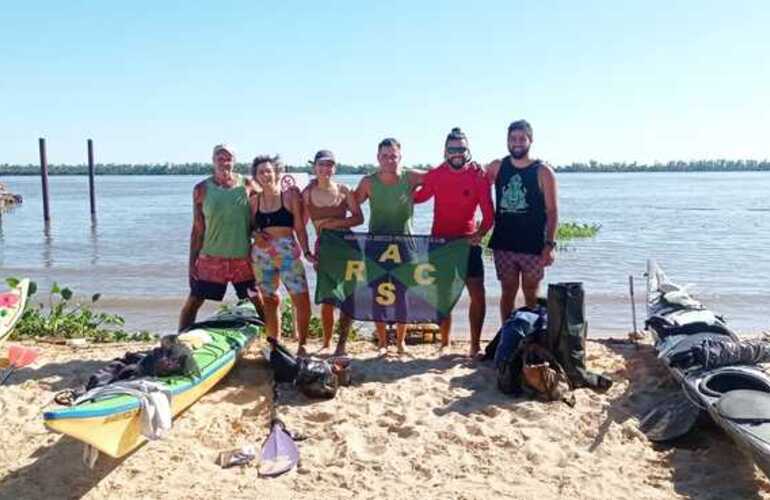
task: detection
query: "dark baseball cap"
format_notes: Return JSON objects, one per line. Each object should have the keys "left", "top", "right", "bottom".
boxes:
{"left": 312, "top": 150, "right": 336, "bottom": 164}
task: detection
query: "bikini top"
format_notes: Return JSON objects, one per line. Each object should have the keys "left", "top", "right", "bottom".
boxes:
{"left": 254, "top": 192, "right": 294, "bottom": 230}
{"left": 306, "top": 187, "right": 349, "bottom": 221}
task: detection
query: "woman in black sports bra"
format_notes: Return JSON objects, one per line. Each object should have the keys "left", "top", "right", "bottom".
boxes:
{"left": 251, "top": 155, "right": 313, "bottom": 355}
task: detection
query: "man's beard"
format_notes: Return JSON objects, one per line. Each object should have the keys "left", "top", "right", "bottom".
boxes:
{"left": 509, "top": 146, "right": 530, "bottom": 159}
{"left": 448, "top": 157, "right": 466, "bottom": 169}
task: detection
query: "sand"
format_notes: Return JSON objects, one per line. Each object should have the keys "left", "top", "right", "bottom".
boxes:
{"left": 2, "top": 336, "right": 770, "bottom": 500}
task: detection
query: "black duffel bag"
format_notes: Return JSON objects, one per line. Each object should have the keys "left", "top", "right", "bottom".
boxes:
{"left": 295, "top": 358, "right": 338, "bottom": 399}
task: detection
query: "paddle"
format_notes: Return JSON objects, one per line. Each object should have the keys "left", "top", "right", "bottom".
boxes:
{"left": 258, "top": 418, "right": 300, "bottom": 477}
{"left": 0, "top": 345, "right": 40, "bottom": 385}
{"left": 258, "top": 377, "right": 300, "bottom": 477}
{"left": 639, "top": 391, "right": 701, "bottom": 442}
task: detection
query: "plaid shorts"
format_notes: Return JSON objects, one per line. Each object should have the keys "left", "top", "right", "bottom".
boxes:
{"left": 493, "top": 250, "right": 544, "bottom": 282}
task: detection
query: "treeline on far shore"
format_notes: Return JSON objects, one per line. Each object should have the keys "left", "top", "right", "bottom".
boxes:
{"left": 1, "top": 159, "right": 768, "bottom": 176}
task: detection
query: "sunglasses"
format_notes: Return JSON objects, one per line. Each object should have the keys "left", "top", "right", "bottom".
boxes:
{"left": 446, "top": 146, "right": 468, "bottom": 155}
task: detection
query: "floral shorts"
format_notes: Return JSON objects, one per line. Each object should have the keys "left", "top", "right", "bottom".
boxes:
{"left": 251, "top": 236, "right": 308, "bottom": 296}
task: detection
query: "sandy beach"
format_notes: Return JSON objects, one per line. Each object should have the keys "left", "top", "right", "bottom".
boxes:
{"left": 2, "top": 336, "right": 770, "bottom": 500}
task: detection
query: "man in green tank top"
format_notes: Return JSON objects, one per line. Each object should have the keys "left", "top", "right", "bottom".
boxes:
{"left": 178, "top": 144, "right": 263, "bottom": 331}
{"left": 355, "top": 138, "right": 424, "bottom": 354}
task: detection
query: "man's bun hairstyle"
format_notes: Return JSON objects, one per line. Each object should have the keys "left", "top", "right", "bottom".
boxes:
{"left": 445, "top": 127, "right": 467, "bottom": 145}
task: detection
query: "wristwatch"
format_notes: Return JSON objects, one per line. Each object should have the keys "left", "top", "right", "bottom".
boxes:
{"left": 544, "top": 240, "right": 557, "bottom": 248}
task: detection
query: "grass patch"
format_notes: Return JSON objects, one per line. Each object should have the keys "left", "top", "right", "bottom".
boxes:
{"left": 6, "top": 277, "right": 152, "bottom": 343}
{"left": 280, "top": 301, "right": 363, "bottom": 341}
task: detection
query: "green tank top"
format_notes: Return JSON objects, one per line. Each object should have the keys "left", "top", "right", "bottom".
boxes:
{"left": 201, "top": 175, "right": 251, "bottom": 258}
{"left": 368, "top": 170, "right": 414, "bottom": 234}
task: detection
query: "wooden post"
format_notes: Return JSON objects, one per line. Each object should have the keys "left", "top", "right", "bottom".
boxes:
{"left": 39, "top": 137, "right": 51, "bottom": 223}
{"left": 87, "top": 139, "right": 96, "bottom": 216}
{"left": 629, "top": 275, "right": 638, "bottom": 334}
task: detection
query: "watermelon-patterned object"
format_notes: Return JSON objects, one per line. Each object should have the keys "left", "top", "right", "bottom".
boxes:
{"left": 0, "top": 279, "right": 30, "bottom": 346}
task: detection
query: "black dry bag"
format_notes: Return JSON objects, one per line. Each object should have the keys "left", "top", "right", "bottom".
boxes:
{"left": 546, "top": 282, "right": 612, "bottom": 391}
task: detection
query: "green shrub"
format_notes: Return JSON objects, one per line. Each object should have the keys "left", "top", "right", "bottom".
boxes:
{"left": 6, "top": 277, "right": 152, "bottom": 343}
{"left": 279, "top": 301, "right": 361, "bottom": 341}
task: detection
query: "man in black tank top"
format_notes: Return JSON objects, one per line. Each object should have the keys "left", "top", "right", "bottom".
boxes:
{"left": 486, "top": 120, "right": 559, "bottom": 322}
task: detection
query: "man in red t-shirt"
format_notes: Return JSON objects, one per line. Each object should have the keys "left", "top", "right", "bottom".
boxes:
{"left": 413, "top": 128, "right": 494, "bottom": 356}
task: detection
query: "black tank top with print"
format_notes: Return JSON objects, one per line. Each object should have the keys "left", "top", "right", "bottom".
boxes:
{"left": 487, "top": 157, "right": 546, "bottom": 254}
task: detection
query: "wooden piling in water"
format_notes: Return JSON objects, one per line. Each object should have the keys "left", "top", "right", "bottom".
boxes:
{"left": 629, "top": 275, "right": 638, "bottom": 334}
{"left": 87, "top": 139, "right": 96, "bottom": 216}
{"left": 38, "top": 137, "right": 51, "bottom": 222}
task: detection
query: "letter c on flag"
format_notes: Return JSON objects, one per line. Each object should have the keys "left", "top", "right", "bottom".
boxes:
{"left": 413, "top": 263, "right": 436, "bottom": 285}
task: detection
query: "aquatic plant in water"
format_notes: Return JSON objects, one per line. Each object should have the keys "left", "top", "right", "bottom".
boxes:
{"left": 556, "top": 222, "right": 601, "bottom": 240}
{"left": 482, "top": 222, "right": 601, "bottom": 251}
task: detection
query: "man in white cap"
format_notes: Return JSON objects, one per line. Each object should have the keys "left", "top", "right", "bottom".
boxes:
{"left": 178, "top": 144, "right": 263, "bottom": 331}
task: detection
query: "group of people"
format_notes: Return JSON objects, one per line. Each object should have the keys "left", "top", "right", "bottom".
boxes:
{"left": 177, "top": 119, "right": 558, "bottom": 359}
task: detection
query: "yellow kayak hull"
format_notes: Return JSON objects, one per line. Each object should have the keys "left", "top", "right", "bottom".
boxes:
{"left": 44, "top": 357, "right": 237, "bottom": 458}
{"left": 43, "top": 303, "right": 262, "bottom": 458}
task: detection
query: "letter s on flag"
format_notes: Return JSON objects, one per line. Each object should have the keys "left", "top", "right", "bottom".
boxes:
{"left": 376, "top": 282, "right": 396, "bottom": 305}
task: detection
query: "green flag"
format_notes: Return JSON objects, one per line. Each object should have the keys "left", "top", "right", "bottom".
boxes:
{"left": 315, "top": 231, "right": 470, "bottom": 323}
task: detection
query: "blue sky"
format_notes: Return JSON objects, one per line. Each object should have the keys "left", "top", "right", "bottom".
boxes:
{"left": 2, "top": 1, "right": 768, "bottom": 166}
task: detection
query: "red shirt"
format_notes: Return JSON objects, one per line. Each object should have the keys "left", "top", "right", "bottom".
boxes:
{"left": 413, "top": 162, "right": 494, "bottom": 238}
